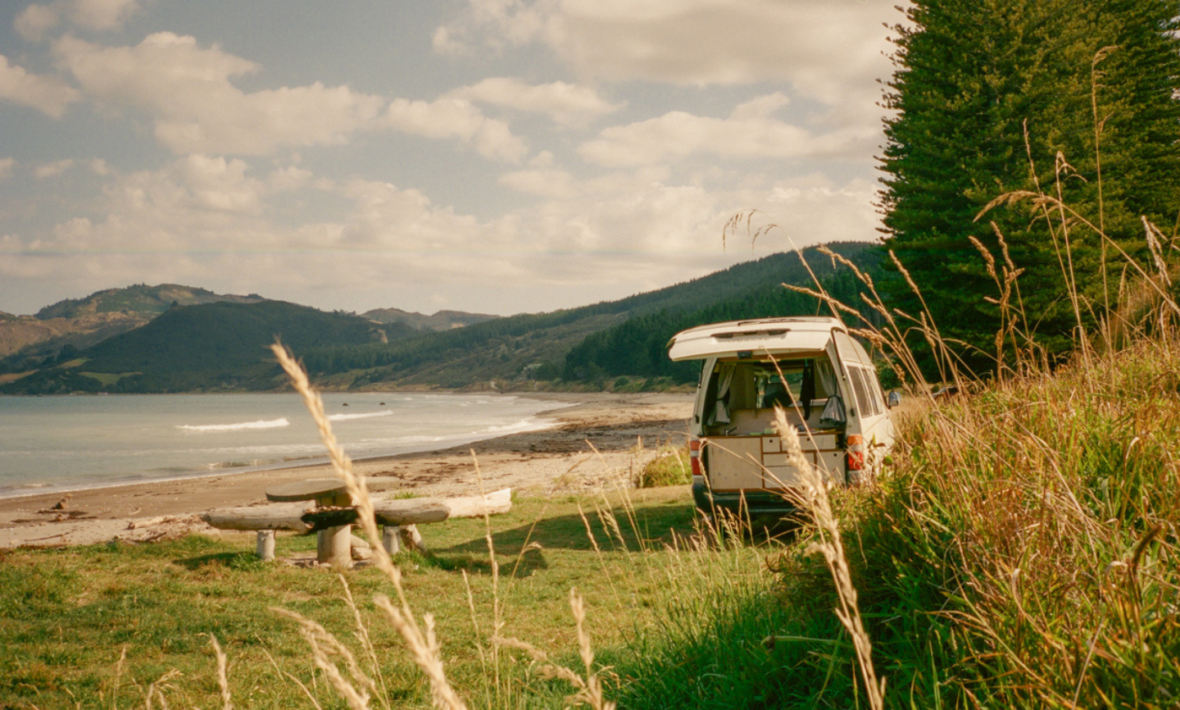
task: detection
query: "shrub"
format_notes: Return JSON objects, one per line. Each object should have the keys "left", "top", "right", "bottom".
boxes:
{"left": 636, "top": 445, "right": 691, "bottom": 488}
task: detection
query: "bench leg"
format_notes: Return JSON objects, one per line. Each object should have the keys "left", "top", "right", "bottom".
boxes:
{"left": 256, "top": 530, "right": 276, "bottom": 561}
{"left": 318, "top": 524, "right": 352, "bottom": 566}
{"left": 399, "top": 524, "right": 426, "bottom": 553}
{"left": 382, "top": 525, "right": 401, "bottom": 554}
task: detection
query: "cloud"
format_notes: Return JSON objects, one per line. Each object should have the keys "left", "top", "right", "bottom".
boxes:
{"left": 448, "top": 77, "right": 622, "bottom": 125}
{"left": 432, "top": 0, "right": 550, "bottom": 55}
{"left": 437, "top": 0, "right": 896, "bottom": 105}
{"left": 54, "top": 32, "right": 387, "bottom": 155}
{"left": 384, "top": 96, "right": 528, "bottom": 163}
{"left": 499, "top": 167, "right": 577, "bottom": 199}
{"left": 0, "top": 158, "right": 14, "bottom": 180}
{"left": 50, "top": 33, "right": 530, "bottom": 161}
{"left": 15, "top": 0, "right": 143, "bottom": 40}
{"left": 0, "top": 54, "right": 80, "bottom": 117}
{"left": 70, "top": 0, "right": 142, "bottom": 31}
{"left": 34, "top": 158, "right": 74, "bottom": 178}
{"left": 578, "top": 93, "right": 872, "bottom": 167}
{"left": 14, "top": 4, "right": 60, "bottom": 41}
{"left": 3, "top": 146, "right": 878, "bottom": 317}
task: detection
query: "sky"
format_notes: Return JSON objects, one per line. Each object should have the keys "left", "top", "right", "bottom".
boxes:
{"left": 0, "top": 0, "right": 904, "bottom": 317}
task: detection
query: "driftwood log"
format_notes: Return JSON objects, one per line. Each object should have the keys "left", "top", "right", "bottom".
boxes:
{"left": 200, "top": 502, "right": 314, "bottom": 532}
{"left": 300, "top": 488, "right": 512, "bottom": 531}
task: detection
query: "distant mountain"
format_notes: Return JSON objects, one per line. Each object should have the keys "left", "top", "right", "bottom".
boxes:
{"left": 0, "top": 284, "right": 268, "bottom": 363}
{"left": 362, "top": 307, "right": 498, "bottom": 331}
{"left": 0, "top": 301, "right": 416, "bottom": 394}
{"left": 34, "top": 283, "right": 265, "bottom": 320}
{"left": 1, "top": 243, "right": 885, "bottom": 394}
{"left": 0, "top": 312, "right": 148, "bottom": 360}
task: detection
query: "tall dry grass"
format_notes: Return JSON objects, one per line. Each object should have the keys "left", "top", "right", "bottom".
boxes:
{"left": 263, "top": 343, "right": 620, "bottom": 710}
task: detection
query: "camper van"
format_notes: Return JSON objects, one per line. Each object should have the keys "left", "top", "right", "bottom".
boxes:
{"left": 668, "top": 316, "right": 896, "bottom": 517}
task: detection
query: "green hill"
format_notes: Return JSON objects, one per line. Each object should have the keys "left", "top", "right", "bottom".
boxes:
{"left": 362, "top": 308, "right": 499, "bottom": 331}
{"left": 0, "top": 301, "right": 414, "bottom": 394}
{"left": 563, "top": 255, "right": 882, "bottom": 384}
{"left": 302, "top": 242, "right": 883, "bottom": 389}
{"left": 0, "top": 284, "right": 270, "bottom": 370}
{"left": 34, "top": 284, "right": 266, "bottom": 320}
{"left": 1, "top": 243, "right": 884, "bottom": 393}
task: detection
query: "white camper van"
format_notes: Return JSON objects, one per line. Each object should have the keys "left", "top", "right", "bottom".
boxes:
{"left": 668, "top": 316, "right": 896, "bottom": 517}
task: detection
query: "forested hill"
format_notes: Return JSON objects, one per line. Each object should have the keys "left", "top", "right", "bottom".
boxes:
{"left": 0, "top": 242, "right": 883, "bottom": 393}
{"left": 0, "top": 301, "right": 414, "bottom": 394}
{"left": 563, "top": 252, "right": 882, "bottom": 384}
{"left": 301, "top": 242, "right": 882, "bottom": 389}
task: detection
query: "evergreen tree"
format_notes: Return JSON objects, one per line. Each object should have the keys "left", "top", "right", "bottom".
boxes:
{"left": 879, "top": 0, "right": 1180, "bottom": 367}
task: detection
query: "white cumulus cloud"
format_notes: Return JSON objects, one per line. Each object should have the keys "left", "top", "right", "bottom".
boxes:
{"left": 71, "top": 0, "right": 142, "bottom": 31}
{"left": 384, "top": 96, "right": 528, "bottom": 163}
{"left": 15, "top": 0, "right": 143, "bottom": 40}
{"left": 53, "top": 33, "right": 387, "bottom": 155}
{"left": 0, "top": 54, "right": 80, "bottom": 117}
{"left": 0, "top": 158, "right": 14, "bottom": 180}
{"left": 14, "top": 4, "right": 61, "bottom": 41}
{"left": 437, "top": 0, "right": 896, "bottom": 106}
{"left": 499, "top": 167, "right": 577, "bottom": 199}
{"left": 578, "top": 93, "right": 872, "bottom": 167}
{"left": 448, "top": 77, "right": 622, "bottom": 125}
{"left": 34, "top": 158, "right": 74, "bottom": 178}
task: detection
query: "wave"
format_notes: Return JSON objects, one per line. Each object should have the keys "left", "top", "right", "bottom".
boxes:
{"left": 327, "top": 410, "right": 394, "bottom": 422}
{"left": 177, "top": 418, "right": 290, "bottom": 432}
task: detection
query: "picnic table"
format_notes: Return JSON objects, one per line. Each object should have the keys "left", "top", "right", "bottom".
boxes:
{"left": 200, "top": 484, "right": 513, "bottom": 566}
{"left": 266, "top": 478, "right": 354, "bottom": 565}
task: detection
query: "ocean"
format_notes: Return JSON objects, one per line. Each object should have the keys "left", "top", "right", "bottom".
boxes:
{"left": 0, "top": 392, "right": 568, "bottom": 498}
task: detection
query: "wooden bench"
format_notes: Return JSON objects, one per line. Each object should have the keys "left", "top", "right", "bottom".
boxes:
{"left": 200, "top": 485, "right": 512, "bottom": 565}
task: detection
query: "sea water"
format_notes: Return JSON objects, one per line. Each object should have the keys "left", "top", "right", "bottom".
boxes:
{"left": 0, "top": 392, "right": 568, "bottom": 498}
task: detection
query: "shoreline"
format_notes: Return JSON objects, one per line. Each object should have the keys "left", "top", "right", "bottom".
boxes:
{"left": 0, "top": 392, "right": 693, "bottom": 548}
{"left": 0, "top": 392, "right": 580, "bottom": 503}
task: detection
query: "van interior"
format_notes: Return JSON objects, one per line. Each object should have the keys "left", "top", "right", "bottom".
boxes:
{"left": 699, "top": 354, "right": 846, "bottom": 437}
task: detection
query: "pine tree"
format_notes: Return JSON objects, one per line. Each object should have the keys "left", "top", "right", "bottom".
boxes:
{"left": 878, "top": 0, "right": 1180, "bottom": 368}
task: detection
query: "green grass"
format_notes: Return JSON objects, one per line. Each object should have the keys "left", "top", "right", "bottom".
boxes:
{"left": 78, "top": 371, "right": 139, "bottom": 387}
{"left": 0, "top": 487, "right": 704, "bottom": 709}
{"left": 612, "top": 332, "right": 1180, "bottom": 709}
{"left": 7, "top": 335, "right": 1178, "bottom": 709}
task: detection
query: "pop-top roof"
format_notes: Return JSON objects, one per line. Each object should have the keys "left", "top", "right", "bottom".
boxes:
{"left": 666, "top": 316, "right": 845, "bottom": 361}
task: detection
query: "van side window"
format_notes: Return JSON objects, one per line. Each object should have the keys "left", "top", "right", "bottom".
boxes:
{"left": 849, "top": 367, "right": 875, "bottom": 418}
{"left": 862, "top": 368, "right": 883, "bottom": 417}
{"left": 868, "top": 370, "right": 887, "bottom": 415}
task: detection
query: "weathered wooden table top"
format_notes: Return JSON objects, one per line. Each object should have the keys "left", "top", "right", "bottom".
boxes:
{"left": 265, "top": 478, "right": 350, "bottom": 504}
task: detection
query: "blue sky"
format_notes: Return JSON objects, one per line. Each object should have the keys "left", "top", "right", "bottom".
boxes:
{"left": 0, "top": 0, "right": 901, "bottom": 316}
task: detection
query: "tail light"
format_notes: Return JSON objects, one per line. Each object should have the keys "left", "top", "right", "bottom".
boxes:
{"left": 689, "top": 437, "right": 702, "bottom": 476}
{"left": 846, "top": 434, "right": 865, "bottom": 471}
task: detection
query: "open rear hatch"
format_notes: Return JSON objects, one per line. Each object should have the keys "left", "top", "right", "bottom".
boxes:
{"left": 687, "top": 331, "right": 851, "bottom": 496}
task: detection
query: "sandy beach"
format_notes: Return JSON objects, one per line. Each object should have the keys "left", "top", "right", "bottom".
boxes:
{"left": 0, "top": 392, "right": 693, "bottom": 548}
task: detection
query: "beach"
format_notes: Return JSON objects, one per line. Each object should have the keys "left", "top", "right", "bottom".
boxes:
{"left": 0, "top": 392, "right": 693, "bottom": 549}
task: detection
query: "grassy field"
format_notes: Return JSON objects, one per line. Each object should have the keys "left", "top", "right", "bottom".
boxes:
{"left": 0, "top": 485, "right": 759, "bottom": 709}
{"left": 5, "top": 333, "right": 1179, "bottom": 709}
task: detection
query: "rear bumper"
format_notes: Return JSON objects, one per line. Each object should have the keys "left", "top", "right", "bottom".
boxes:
{"left": 692, "top": 480, "right": 799, "bottom": 517}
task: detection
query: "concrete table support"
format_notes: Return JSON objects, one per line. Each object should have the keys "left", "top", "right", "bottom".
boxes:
{"left": 382, "top": 525, "right": 401, "bottom": 554}
{"left": 381, "top": 524, "right": 426, "bottom": 554}
{"left": 266, "top": 479, "right": 354, "bottom": 566}
{"left": 256, "top": 530, "right": 276, "bottom": 561}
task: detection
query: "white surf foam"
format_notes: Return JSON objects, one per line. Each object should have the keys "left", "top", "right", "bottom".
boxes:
{"left": 177, "top": 418, "right": 290, "bottom": 432}
{"left": 327, "top": 410, "right": 394, "bottom": 422}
